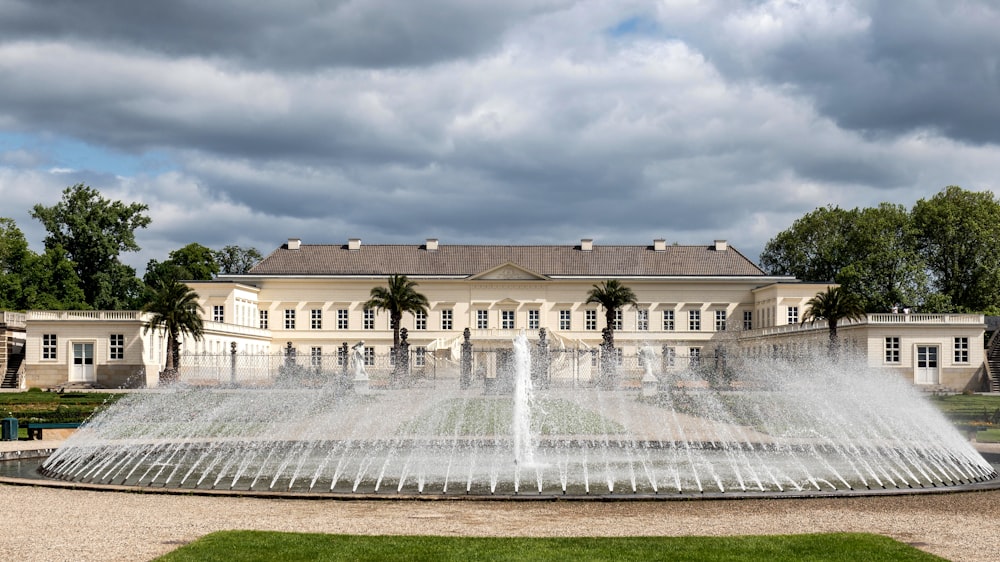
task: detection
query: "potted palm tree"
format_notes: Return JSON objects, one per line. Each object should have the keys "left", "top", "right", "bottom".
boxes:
{"left": 586, "top": 279, "right": 639, "bottom": 388}
{"left": 142, "top": 279, "right": 204, "bottom": 384}
{"left": 365, "top": 274, "right": 429, "bottom": 386}
{"left": 801, "top": 286, "right": 867, "bottom": 354}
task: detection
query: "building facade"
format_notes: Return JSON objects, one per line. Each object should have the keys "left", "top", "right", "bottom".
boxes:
{"left": 11, "top": 238, "right": 990, "bottom": 391}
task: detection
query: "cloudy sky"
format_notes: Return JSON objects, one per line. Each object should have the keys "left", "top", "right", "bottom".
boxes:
{"left": 1, "top": 0, "right": 999, "bottom": 273}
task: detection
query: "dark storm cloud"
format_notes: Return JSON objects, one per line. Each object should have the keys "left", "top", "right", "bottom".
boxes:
{"left": 696, "top": 0, "right": 1000, "bottom": 146}
{"left": 0, "top": 0, "right": 567, "bottom": 69}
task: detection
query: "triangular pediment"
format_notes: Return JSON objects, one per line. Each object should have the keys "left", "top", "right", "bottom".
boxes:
{"left": 470, "top": 262, "right": 549, "bottom": 281}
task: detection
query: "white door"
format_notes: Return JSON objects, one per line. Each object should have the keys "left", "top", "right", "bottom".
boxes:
{"left": 915, "top": 345, "right": 939, "bottom": 385}
{"left": 71, "top": 343, "right": 95, "bottom": 382}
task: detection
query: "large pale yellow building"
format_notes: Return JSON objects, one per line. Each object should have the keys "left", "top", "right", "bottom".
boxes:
{"left": 8, "top": 237, "right": 993, "bottom": 391}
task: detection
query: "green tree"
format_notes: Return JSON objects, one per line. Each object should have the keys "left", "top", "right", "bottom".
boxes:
{"left": 585, "top": 279, "right": 638, "bottom": 348}
{"left": 0, "top": 218, "right": 31, "bottom": 308}
{"left": 801, "top": 286, "right": 867, "bottom": 350}
{"left": 364, "top": 275, "right": 429, "bottom": 381}
{"left": 142, "top": 280, "right": 204, "bottom": 383}
{"left": 911, "top": 186, "right": 1000, "bottom": 312}
{"left": 759, "top": 206, "right": 855, "bottom": 283}
{"left": 30, "top": 184, "right": 151, "bottom": 309}
{"left": 22, "top": 245, "right": 88, "bottom": 310}
{"left": 144, "top": 243, "right": 218, "bottom": 292}
{"left": 214, "top": 245, "right": 263, "bottom": 275}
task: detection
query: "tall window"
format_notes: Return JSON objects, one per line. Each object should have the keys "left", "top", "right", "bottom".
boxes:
{"left": 528, "top": 310, "right": 539, "bottom": 330}
{"left": 311, "top": 346, "right": 322, "bottom": 367}
{"left": 663, "top": 310, "right": 675, "bottom": 331}
{"left": 743, "top": 310, "right": 753, "bottom": 331}
{"left": 884, "top": 337, "right": 900, "bottom": 363}
{"left": 585, "top": 310, "right": 597, "bottom": 331}
{"left": 559, "top": 310, "right": 571, "bottom": 330}
{"left": 954, "top": 337, "right": 969, "bottom": 363}
{"left": 715, "top": 310, "right": 727, "bottom": 331}
{"left": 259, "top": 310, "right": 268, "bottom": 330}
{"left": 415, "top": 310, "right": 427, "bottom": 330}
{"left": 284, "top": 309, "right": 296, "bottom": 330}
{"left": 337, "top": 346, "right": 347, "bottom": 366}
{"left": 689, "top": 347, "right": 701, "bottom": 367}
{"left": 688, "top": 310, "right": 701, "bottom": 331}
{"left": 636, "top": 309, "right": 649, "bottom": 331}
{"left": 476, "top": 309, "right": 488, "bottom": 329}
{"left": 42, "top": 334, "right": 57, "bottom": 359}
{"left": 337, "top": 309, "right": 349, "bottom": 330}
{"left": 664, "top": 346, "right": 676, "bottom": 367}
{"left": 787, "top": 306, "right": 799, "bottom": 324}
{"left": 213, "top": 305, "right": 224, "bottom": 323}
{"left": 363, "top": 346, "right": 375, "bottom": 366}
{"left": 441, "top": 309, "right": 453, "bottom": 330}
{"left": 501, "top": 310, "right": 515, "bottom": 329}
{"left": 311, "top": 309, "right": 322, "bottom": 330}
{"left": 363, "top": 308, "right": 375, "bottom": 330}
{"left": 414, "top": 347, "right": 427, "bottom": 368}
{"left": 613, "top": 310, "right": 623, "bottom": 330}
{"left": 109, "top": 334, "right": 124, "bottom": 360}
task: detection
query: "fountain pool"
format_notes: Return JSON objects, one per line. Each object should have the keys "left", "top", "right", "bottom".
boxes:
{"left": 27, "top": 336, "right": 999, "bottom": 498}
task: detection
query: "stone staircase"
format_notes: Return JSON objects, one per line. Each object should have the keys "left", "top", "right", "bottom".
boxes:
{"left": 987, "top": 330, "right": 1000, "bottom": 393}
{"left": 1, "top": 342, "right": 23, "bottom": 389}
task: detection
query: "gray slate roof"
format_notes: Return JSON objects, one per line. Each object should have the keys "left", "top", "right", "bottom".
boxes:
{"left": 247, "top": 242, "right": 768, "bottom": 278}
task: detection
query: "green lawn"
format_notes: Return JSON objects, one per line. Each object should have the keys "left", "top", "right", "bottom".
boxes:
{"left": 155, "top": 532, "right": 944, "bottom": 562}
{"left": 0, "top": 390, "right": 123, "bottom": 424}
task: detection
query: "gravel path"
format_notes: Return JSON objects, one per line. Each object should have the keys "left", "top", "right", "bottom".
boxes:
{"left": 2, "top": 483, "right": 999, "bottom": 562}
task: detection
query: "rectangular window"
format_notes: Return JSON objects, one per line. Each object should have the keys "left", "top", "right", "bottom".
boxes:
{"left": 364, "top": 308, "right": 375, "bottom": 330}
{"left": 259, "top": 310, "right": 268, "bottom": 330}
{"left": 884, "top": 337, "right": 900, "bottom": 363}
{"left": 364, "top": 346, "right": 375, "bottom": 366}
{"left": 337, "top": 309, "right": 349, "bottom": 330}
{"left": 310, "top": 346, "right": 322, "bottom": 367}
{"left": 501, "top": 310, "right": 515, "bottom": 329}
{"left": 414, "top": 347, "right": 427, "bottom": 367}
{"left": 636, "top": 310, "right": 649, "bottom": 331}
{"left": 664, "top": 346, "right": 676, "bottom": 367}
{"left": 415, "top": 310, "right": 427, "bottom": 330}
{"left": 528, "top": 310, "right": 539, "bottom": 330}
{"left": 715, "top": 310, "right": 727, "bottom": 332}
{"left": 559, "top": 310, "right": 571, "bottom": 330}
{"left": 109, "top": 334, "right": 124, "bottom": 360}
{"left": 441, "top": 309, "right": 453, "bottom": 331}
{"left": 787, "top": 306, "right": 799, "bottom": 324}
{"left": 688, "top": 310, "right": 701, "bottom": 331}
{"left": 663, "top": 310, "right": 675, "bottom": 331}
{"left": 42, "top": 334, "right": 57, "bottom": 359}
{"left": 284, "top": 309, "right": 296, "bottom": 330}
{"left": 954, "top": 337, "right": 969, "bottom": 363}
{"left": 213, "top": 305, "right": 224, "bottom": 323}
{"left": 613, "top": 310, "right": 622, "bottom": 330}
{"left": 311, "top": 309, "right": 322, "bottom": 330}
{"left": 743, "top": 310, "right": 753, "bottom": 331}
{"left": 689, "top": 347, "right": 701, "bottom": 367}
{"left": 337, "top": 346, "right": 347, "bottom": 366}
{"left": 477, "top": 309, "right": 488, "bottom": 329}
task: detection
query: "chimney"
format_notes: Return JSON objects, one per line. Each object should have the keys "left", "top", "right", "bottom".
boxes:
{"left": 426, "top": 238, "right": 439, "bottom": 251}
{"left": 287, "top": 238, "right": 301, "bottom": 250}
{"left": 348, "top": 238, "right": 361, "bottom": 251}
{"left": 714, "top": 240, "right": 728, "bottom": 251}
{"left": 580, "top": 238, "right": 593, "bottom": 252}
{"left": 653, "top": 239, "right": 666, "bottom": 252}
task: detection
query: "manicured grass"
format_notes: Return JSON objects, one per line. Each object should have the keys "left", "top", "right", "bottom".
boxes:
{"left": 0, "top": 390, "right": 124, "bottom": 424}
{"left": 976, "top": 428, "right": 1000, "bottom": 443}
{"left": 928, "top": 393, "right": 1000, "bottom": 417}
{"left": 155, "top": 532, "right": 945, "bottom": 562}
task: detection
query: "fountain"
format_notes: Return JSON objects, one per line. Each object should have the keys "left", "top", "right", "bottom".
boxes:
{"left": 30, "top": 337, "right": 998, "bottom": 498}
